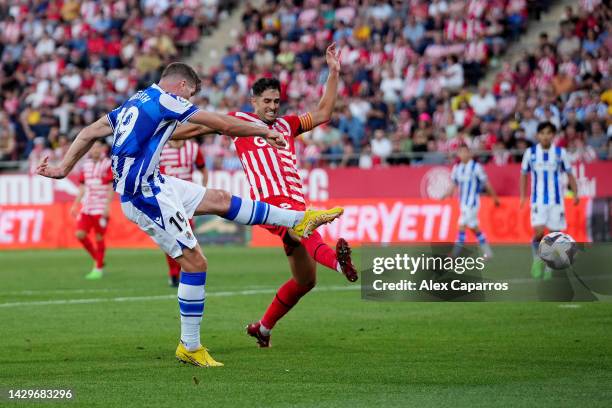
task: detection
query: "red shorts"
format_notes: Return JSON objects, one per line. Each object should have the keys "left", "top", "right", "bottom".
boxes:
{"left": 259, "top": 196, "right": 306, "bottom": 255}
{"left": 76, "top": 213, "right": 108, "bottom": 235}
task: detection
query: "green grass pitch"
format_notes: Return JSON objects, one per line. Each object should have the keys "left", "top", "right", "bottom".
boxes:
{"left": 1, "top": 247, "right": 611, "bottom": 407}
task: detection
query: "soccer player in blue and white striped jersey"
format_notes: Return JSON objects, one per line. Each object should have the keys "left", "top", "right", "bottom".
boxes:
{"left": 520, "top": 121, "right": 579, "bottom": 279}
{"left": 445, "top": 145, "right": 499, "bottom": 258}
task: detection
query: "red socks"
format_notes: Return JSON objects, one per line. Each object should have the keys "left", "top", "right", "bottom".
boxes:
{"left": 95, "top": 239, "right": 105, "bottom": 268}
{"left": 165, "top": 254, "right": 181, "bottom": 278}
{"left": 78, "top": 236, "right": 97, "bottom": 262}
{"left": 302, "top": 231, "right": 338, "bottom": 271}
{"left": 261, "top": 278, "right": 314, "bottom": 330}
{"left": 78, "top": 236, "right": 106, "bottom": 268}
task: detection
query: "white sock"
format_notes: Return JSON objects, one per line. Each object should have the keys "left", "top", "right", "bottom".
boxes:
{"left": 223, "top": 195, "right": 304, "bottom": 227}
{"left": 335, "top": 262, "right": 343, "bottom": 274}
{"left": 178, "top": 272, "right": 206, "bottom": 351}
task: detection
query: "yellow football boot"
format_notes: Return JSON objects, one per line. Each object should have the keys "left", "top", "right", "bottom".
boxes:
{"left": 175, "top": 342, "right": 224, "bottom": 367}
{"left": 292, "top": 207, "right": 344, "bottom": 238}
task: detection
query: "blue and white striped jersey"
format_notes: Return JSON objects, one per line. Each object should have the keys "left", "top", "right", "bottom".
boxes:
{"left": 451, "top": 159, "right": 488, "bottom": 208}
{"left": 521, "top": 144, "right": 572, "bottom": 206}
{"left": 107, "top": 84, "right": 199, "bottom": 199}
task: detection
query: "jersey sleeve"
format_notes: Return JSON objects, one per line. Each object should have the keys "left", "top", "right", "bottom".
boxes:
{"left": 106, "top": 107, "right": 121, "bottom": 131}
{"left": 158, "top": 92, "right": 200, "bottom": 123}
{"left": 194, "top": 146, "right": 205, "bottom": 169}
{"left": 103, "top": 164, "right": 114, "bottom": 184}
{"left": 520, "top": 149, "right": 531, "bottom": 174}
{"left": 559, "top": 148, "right": 572, "bottom": 174}
{"left": 475, "top": 164, "right": 488, "bottom": 183}
{"left": 450, "top": 165, "right": 458, "bottom": 185}
{"left": 283, "top": 114, "right": 305, "bottom": 136}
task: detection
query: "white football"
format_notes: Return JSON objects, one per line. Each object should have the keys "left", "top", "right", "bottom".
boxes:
{"left": 538, "top": 232, "right": 578, "bottom": 270}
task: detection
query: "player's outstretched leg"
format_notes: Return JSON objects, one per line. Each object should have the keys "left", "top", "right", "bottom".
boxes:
{"left": 174, "top": 247, "right": 223, "bottom": 367}
{"left": 247, "top": 245, "right": 316, "bottom": 348}
{"left": 194, "top": 190, "right": 343, "bottom": 238}
{"left": 301, "top": 231, "right": 358, "bottom": 282}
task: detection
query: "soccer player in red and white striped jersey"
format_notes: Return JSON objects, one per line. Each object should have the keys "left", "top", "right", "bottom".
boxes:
{"left": 71, "top": 140, "right": 114, "bottom": 280}
{"left": 174, "top": 43, "right": 356, "bottom": 348}
{"left": 159, "top": 139, "right": 208, "bottom": 287}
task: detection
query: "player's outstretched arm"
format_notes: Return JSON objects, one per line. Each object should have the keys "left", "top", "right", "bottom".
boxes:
{"left": 485, "top": 183, "right": 500, "bottom": 206}
{"left": 187, "top": 110, "right": 286, "bottom": 149}
{"left": 308, "top": 43, "right": 341, "bottom": 129}
{"left": 171, "top": 123, "right": 217, "bottom": 140}
{"left": 567, "top": 173, "right": 579, "bottom": 205}
{"left": 37, "top": 116, "right": 112, "bottom": 179}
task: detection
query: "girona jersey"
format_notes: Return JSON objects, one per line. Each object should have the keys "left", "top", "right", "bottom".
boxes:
{"left": 107, "top": 84, "right": 200, "bottom": 199}
{"left": 79, "top": 157, "right": 114, "bottom": 215}
{"left": 159, "top": 140, "right": 205, "bottom": 182}
{"left": 230, "top": 111, "right": 305, "bottom": 204}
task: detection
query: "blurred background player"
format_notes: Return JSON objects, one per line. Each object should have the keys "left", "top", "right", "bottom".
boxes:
{"left": 70, "top": 140, "right": 114, "bottom": 280}
{"left": 444, "top": 144, "right": 499, "bottom": 258}
{"left": 159, "top": 139, "right": 208, "bottom": 287}
{"left": 520, "top": 121, "right": 579, "bottom": 279}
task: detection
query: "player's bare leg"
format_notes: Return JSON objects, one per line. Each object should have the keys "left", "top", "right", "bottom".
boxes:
{"left": 247, "top": 241, "right": 317, "bottom": 348}
{"left": 531, "top": 226, "right": 547, "bottom": 279}
{"left": 173, "top": 245, "right": 223, "bottom": 367}
{"left": 193, "top": 189, "right": 343, "bottom": 237}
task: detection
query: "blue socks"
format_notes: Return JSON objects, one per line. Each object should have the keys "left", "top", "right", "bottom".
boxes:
{"left": 178, "top": 271, "right": 206, "bottom": 351}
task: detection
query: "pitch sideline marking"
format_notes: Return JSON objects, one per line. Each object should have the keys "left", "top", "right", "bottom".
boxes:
{"left": 0, "top": 285, "right": 359, "bottom": 308}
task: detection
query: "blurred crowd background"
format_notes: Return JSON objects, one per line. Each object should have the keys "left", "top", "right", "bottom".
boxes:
{"left": 0, "top": 0, "right": 610, "bottom": 173}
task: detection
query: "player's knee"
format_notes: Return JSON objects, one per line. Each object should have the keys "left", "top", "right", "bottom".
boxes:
{"left": 179, "top": 248, "right": 208, "bottom": 272}
{"left": 205, "top": 189, "right": 232, "bottom": 214}
{"left": 75, "top": 231, "right": 86, "bottom": 240}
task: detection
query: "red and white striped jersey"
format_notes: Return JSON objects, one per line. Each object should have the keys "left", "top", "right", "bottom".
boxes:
{"left": 78, "top": 158, "right": 113, "bottom": 215}
{"left": 159, "top": 140, "right": 205, "bottom": 182}
{"left": 230, "top": 111, "right": 306, "bottom": 204}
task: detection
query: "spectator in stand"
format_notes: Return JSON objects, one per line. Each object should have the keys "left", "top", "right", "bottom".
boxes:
{"left": 469, "top": 86, "right": 497, "bottom": 119}
{"left": 0, "top": 113, "right": 17, "bottom": 161}
{"left": 370, "top": 129, "right": 392, "bottom": 164}
{"left": 587, "top": 121, "right": 608, "bottom": 159}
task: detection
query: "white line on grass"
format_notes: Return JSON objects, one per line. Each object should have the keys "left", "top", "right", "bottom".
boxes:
{"left": 0, "top": 285, "right": 359, "bottom": 308}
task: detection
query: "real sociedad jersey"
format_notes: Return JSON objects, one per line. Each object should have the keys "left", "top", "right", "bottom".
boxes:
{"left": 451, "top": 159, "right": 488, "bottom": 208}
{"left": 107, "top": 84, "right": 199, "bottom": 199}
{"left": 521, "top": 144, "right": 572, "bottom": 206}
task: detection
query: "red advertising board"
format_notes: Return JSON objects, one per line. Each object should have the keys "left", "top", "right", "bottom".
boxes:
{"left": 251, "top": 197, "right": 589, "bottom": 246}
{"left": 0, "top": 161, "right": 605, "bottom": 249}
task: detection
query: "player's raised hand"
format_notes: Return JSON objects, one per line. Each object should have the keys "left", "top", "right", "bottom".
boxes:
{"left": 325, "top": 42, "right": 341, "bottom": 73}
{"left": 264, "top": 129, "right": 287, "bottom": 150}
{"left": 36, "top": 156, "right": 67, "bottom": 179}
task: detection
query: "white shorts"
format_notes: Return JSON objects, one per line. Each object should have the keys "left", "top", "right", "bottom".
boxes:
{"left": 530, "top": 203, "right": 567, "bottom": 231}
{"left": 121, "top": 176, "right": 206, "bottom": 258}
{"left": 458, "top": 206, "right": 479, "bottom": 229}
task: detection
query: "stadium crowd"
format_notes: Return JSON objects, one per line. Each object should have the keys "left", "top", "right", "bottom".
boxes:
{"left": 0, "top": 0, "right": 235, "bottom": 167}
{"left": 0, "top": 0, "right": 610, "bottom": 171}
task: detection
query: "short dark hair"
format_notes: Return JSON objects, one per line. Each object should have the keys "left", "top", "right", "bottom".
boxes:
{"left": 537, "top": 121, "right": 557, "bottom": 133}
{"left": 161, "top": 62, "right": 201, "bottom": 93}
{"left": 251, "top": 77, "right": 280, "bottom": 96}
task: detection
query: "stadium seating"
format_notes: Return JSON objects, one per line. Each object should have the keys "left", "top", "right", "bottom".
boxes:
{"left": 0, "top": 1, "right": 610, "bottom": 170}
{"left": 0, "top": 0, "right": 236, "bottom": 167}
